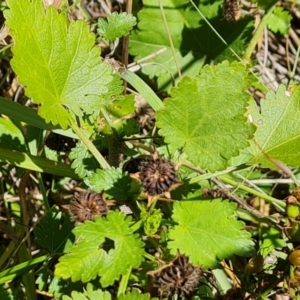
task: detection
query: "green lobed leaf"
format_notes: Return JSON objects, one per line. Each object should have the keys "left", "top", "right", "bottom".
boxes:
{"left": 4, "top": 0, "right": 114, "bottom": 129}
{"left": 97, "top": 12, "right": 136, "bottom": 42}
{"left": 62, "top": 283, "right": 111, "bottom": 300}
{"left": 157, "top": 61, "right": 255, "bottom": 172}
{"left": 34, "top": 207, "right": 75, "bottom": 254}
{"left": 84, "top": 168, "right": 132, "bottom": 200}
{"left": 129, "top": 0, "right": 253, "bottom": 91}
{"left": 168, "top": 193, "right": 255, "bottom": 268}
{"left": 55, "top": 211, "right": 145, "bottom": 287}
{"left": 248, "top": 85, "right": 300, "bottom": 168}
{"left": 268, "top": 7, "right": 291, "bottom": 35}
{"left": 118, "top": 290, "right": 157, "bottom": 300}
{"left": 69, "top": 143, "right": 99, "bottom": 178}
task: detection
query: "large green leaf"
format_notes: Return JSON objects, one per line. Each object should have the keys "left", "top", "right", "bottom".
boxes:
{"left": 34, "top": 207, "right": 75, "bottom": 254}
{"left": 55, "top": 211, "right": 145, "bottom": 287}
{"left": 157, "top": 61, "right": 255, "bottom": 171}
{"left": 168, "top": 193, "right": 255, "bottom": 268}
{"left": 248, "top": 85, "right": 300, "bottom": 168}
{"left": 129, "top": 0, "right": 253, "bottom": 91}
{"left": 4, "top": 0, "right": 114, "bottom": 129}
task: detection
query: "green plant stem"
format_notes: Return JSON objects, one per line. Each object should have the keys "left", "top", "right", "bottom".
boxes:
{"left": 290, "top": 42, "right": 300, "bottom": 82}
{"left": 183, "top": 163, "right": 285, "bottom": 209}
{"left": 219, "top": 175, "right": 285, "bottom": 209}
{"left": 36, "top": 172, "right": 50, "bottom": 211}
{"left": 212, "top": 268, "right": 232, "bottom": 294}
{"left": 243, "top": 0, "right": 278, "bottom": 61}
{"left": 118, "top": 267, "right": 131, "bottom": 297}
{"left": 158, "top": 0, "right": 182, "bottom": 79}
{"left": 70, "top": 122, "right": 110, "bottom": 169}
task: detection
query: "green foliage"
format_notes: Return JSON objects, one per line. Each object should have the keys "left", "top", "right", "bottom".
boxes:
{"left": 4, "top": 0, "right": 114, "bottom": 129}
{"left": 140, "top": 206, "right": 163, "bottom": 236}
{"left": 62, "top": 283, "right": 111, "bottom": 300}
{"left": 55, "top": 211, "right": 145, "bottom": 287}
{"left": 248, "top": 85, "right": 300, "bottom": 168}
{"left": 118, "top": 290, "right": 157, "bottom": 300}
{"left": 97, "top": 12, "right": 137, "bottom": 42}
{"left": 268, "top": 7, "right": 292, "bottom": 34}
{"left": 0, "top": 117, "right": 26, "bottom": 152}
{"left": 168, "top": 194, "right": 255, "bottom": 268}
{"left": 69, "top": 143, "right": 99, "bottom": 178}
{"left": 34, "top": 207, "right": 75, "bottom": 254}
{"left": 2, "top": 0, "right": 299, "bottom": 298}
{"left": 157, "top": 61, "right": 255, "bottom": 171}
{"left": 129, "top": 0, "right": 254, "bottom": 91}
{"left": 84, "top": 168, "right": 133, "bottom": 200}
{"left": 0, "top": 285, "right": 13, "bottom": 300}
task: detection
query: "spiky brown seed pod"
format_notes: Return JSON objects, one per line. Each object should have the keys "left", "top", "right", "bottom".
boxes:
{"left": 223, "top": 0, "right": 241, "bottom": 22}
{"left": 150, "top": 254, "right": 200, "bottom": 297}
{"left": 139, "top": 158, "right": 176, "bottom": 196}
{"left": 69, "top": 191, "right": 108, "bottom": 222}
{"left": 45, "top": 132, "right": 76, "bottom": 152}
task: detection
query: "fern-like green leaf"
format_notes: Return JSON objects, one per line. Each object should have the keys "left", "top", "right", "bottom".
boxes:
{"left": 34, "top": 207, "right": 75, "bottom": 254}
{"left": 168, "top": 194, "right": 255, "bottom": 268}
{"left": 55, "top": 211, "right": 145, "bottom": 287}
{"left": 157, "top": 61, "right": 255, "bottom": 171}
{"left": 129, "top": 0, "right": 253, "bottom": 91}
{"left": 248, "top": 85, "right": 300, "bottom": 168}
{"left": 97, "top": 12, "right": 136, "bottom": 42}
{"left": 5, "top": 0, "right": 114, "bottom": 129}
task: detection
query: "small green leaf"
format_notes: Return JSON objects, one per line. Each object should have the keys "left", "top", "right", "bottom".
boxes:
{"left": 118, "top": 290, "right": 157, "bottom": 300}
{"left": 248, "top": 85, "right": 300, "bottom": 168}
{"left": 84, "top": 168, "right": 132, "bottom": 200}
{"left": 0, "top": 117, "right": 26, "bottom": 152}
{"left": 157, "top": 61, "right": 255, "bottom": 171}
{"left": 34, "top": 207, "right": 75, "bottom": 254}
{"left": 5, "top": 0, "right": 114, "bottom": 129}
{"left": 97, "top": 12, "right": 136, "bottom": 42}
{"left": 168, "top": 194, "right": 255, "bottom": 268}
{"left": 268, "top": 7, "right": 291, "bottom": 34}
{"left": 140, "top": 207, "right": 162, "bottom": 237}
{"left": 55, "top": 211, "right": 145, "bottom": 287}
{"left": 62, "top": 283, "right": 111, "bottom": 300}
{"left": 260, "top": 227, "right": 285, "bottom": 257}
{"left": 69, "top": 143, "right": 99, "bottom": 178}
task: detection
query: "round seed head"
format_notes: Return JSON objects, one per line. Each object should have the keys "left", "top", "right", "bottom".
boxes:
{"left": 151, "top": 254, "right": 200, "bottom": 297}
{"left": 69, "top": 191, "right": 108, "bottom": 222}
{"left": 139, "top": 158, "right": 176, "bottom": 196}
